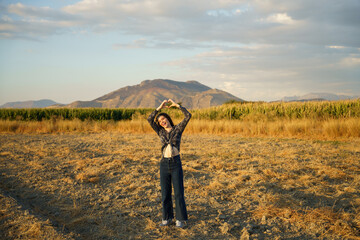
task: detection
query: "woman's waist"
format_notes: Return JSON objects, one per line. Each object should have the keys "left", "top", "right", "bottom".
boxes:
{"left": 161, "top": 154, "right": 181, "bottom": 162}
{"left": 161, "top": 142, "right": 180, "bottom": 149}
{"left": 163, "top": 144, "right": 180, "bottom": 157}
{"left": 163, "top": 153, "right": 180, "bottom": 158}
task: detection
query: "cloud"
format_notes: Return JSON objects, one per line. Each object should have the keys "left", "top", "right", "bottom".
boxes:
{"left": 167, "top": 44, "right": 337, "bottom": 74}
{"left": 327, "top": 46, "right": 346, "bottom": 49}
{"left": 340, "top": 56, "right": 360, "bottom": 67}
{"left": 262, "top": 13, "right": 296, "bottom": 25}
{"left": 164, "top": 43, "right": 360, "bottom": 100}
{"left": 113, "top": 38, "right": 214, "bottom": 50}
{"left": 0, "top": 3, "right": 79, "bottom": 38}
{"left": 1, "top": 1, "right": 358, "bottom": 46}
{"left": 8, "top": 3, "right": 69, "bottom": 20}
{"left": 221, "top": 81, "right": 247, "bottom": 95}
{"left": 1, "top": 0, "right": 359, "bottom": 100}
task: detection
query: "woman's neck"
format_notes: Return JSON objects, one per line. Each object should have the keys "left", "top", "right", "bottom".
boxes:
{"left": 165, "top": 127, "right": 172, "bottom": 132}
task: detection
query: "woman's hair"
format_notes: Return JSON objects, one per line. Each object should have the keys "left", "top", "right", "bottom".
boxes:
{"left": 156, "top": 113, "right": 174, "bottom": 128}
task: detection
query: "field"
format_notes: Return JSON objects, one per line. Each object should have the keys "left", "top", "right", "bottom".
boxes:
{"left": 1, "top": 132, "right": 359, "bottom": 239}
{"left": 1, "top": 100, "right": 360, "bottom": 122}
{"left": 1, "top": 100, "right": 360, "bottom": 140}
{"left": 1, "top": 100, "right": 359, "bottom": 239}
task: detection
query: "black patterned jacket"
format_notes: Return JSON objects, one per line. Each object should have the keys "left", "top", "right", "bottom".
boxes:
{"left": 147, "top": 106, "right": 192, "bottom": 156}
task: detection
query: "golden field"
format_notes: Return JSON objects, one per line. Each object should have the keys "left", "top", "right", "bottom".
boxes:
{"left": 1, "top": 117, "right": 360, "bottom": 140}
{"left": 1, "top": 129, "right": 359, "bottom": 239}
{"left": 1, "top": 100, "right": 359, "bottom": 239}
{"left": 1, "top": 99, "right": 360, "bottom": 140}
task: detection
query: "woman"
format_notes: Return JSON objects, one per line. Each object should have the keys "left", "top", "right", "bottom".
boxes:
{"left": 147, "top": 99, "right": 192, "bottom": 228}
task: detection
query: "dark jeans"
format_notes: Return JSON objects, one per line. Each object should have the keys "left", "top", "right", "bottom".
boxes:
{"left": 160, "top": 155, "right": 188, "bottom": 221}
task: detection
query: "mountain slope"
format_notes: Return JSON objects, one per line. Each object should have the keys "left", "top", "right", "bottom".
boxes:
{"left": 67, "top": 79, "right": 243, "bottom": 109}
{"left": 0, "top": 99, "right": 60, "bottom": 108}
{"left": 281, "top": 93, "right": 359, "bottom": 102}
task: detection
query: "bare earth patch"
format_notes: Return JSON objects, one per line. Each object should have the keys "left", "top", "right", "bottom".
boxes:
{"left": 0, "top": 133, "right": 359, "bottom": 239}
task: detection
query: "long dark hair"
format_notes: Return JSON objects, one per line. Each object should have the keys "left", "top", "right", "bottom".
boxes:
{"left": 156, "top": 113, "right": 174, "bottom": 129}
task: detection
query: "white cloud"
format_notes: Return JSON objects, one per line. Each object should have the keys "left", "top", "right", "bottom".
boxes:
{"left": 221, "top": 81, "right": 247, "bottom": 94}
{"left": 1, "top": 15, "right": 12, "bottom": 22}
{"left": 263, "top": 13, "right": 296, "bottom": 25}
{"left": 8, "top": 3, "right": 73, "bottom": 21}
{"left": 0, "top": 23, "right": 15, "bottom": 31}
{"left": 327, "top": 45, "right": 345, "bottom": 49}
{"left": 113, "top": 39, "right": 148, "bottom": 49}
{"left": 340, "top": 57, "right": 360, "bottom": 67}
{"left": 113, "top": 38, "right": 213, "bottom": 50}
{"left": 163, "top": 43, "right": 360, "bottom": 100}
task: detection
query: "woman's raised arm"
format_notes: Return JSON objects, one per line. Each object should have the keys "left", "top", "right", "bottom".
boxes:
{"left": 147, "top": 100, "right": 168, "bottom": 133}
{"left": 177, "top": 105, "right": 192, "bottom": 133}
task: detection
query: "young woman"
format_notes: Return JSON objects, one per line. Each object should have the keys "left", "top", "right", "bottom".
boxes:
{"left": 147, "top": 99, "right": 192, "bottom": 228}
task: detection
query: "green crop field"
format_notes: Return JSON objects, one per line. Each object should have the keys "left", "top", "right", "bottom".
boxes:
{"left": 0, "top": 100, "right": 359, "bottom": 121}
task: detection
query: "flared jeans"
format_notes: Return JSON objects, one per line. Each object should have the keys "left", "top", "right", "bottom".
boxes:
{"left": 160, "top": 155, "right": 188, "bottom": 221}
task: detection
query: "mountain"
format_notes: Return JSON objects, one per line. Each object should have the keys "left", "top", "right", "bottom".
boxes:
{"left": 66, "top": 79, "right": 243, "bottom": 109}
{"left": 0, "top": 99, "right": 61, "bottom": 108}
{"left": 281, "top": 93, "right": 359, "bottom": 102}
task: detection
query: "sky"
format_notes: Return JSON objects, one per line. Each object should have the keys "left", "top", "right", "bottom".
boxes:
{"left": 0, "top": 0, "right": 360, "bottom": 105}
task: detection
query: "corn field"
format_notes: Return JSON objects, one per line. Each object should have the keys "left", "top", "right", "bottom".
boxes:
{"left": 191, "top": 100, "right": 360, "bottom": 121}
{"left": 0, "top": 100, "right": 359, "bottom": 121}
{"left": 0, "top": 108, "right": 153, "bottom": 121}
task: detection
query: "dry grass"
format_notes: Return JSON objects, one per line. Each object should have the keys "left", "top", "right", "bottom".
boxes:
{"left": 1, "top": 117, "right": 360, "bottom": 140}
{"left": 0, "top": 189, "right": 75, "bottom": 239}
{"left": 0, "top": 133, "right": 359, "bottom": 239}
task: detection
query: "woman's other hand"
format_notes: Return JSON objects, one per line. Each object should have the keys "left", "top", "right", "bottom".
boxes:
{"left": 167, "top": 99, "right": 180, "bottom": 108}
{"left": 157, "top": 100, "right": 168, "bottom": 111}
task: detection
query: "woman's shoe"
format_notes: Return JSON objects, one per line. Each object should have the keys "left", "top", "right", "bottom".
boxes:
{"left": 159, "top": 219, "right": 172, "bottom": 227}
{"left": 176, "top": 220, "right": 186, "bottom": 228}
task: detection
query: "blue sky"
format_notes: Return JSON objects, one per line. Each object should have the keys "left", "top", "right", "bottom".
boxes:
{"left": 1, "top": 0, "right": 359, "bottom": 105}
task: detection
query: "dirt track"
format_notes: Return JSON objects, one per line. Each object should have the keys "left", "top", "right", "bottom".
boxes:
{"left": 1, "top": 133, "right": 359, "bottom": 239}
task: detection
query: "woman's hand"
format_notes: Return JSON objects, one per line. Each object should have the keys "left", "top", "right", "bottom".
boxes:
{"left": 167, "top": 99, "right": 180, "bottom": 108}
{"left": 157, "top": 99, "right": 180, "bottom": 111}
{"left": 157, "top": 100, "right": 168, "bottom": 111}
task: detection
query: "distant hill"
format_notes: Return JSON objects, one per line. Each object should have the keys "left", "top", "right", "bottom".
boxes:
{"left": 281, "top": 93, "right": 359, "bottom": 102}
{"left": 0, "top": 99, "right": 61, "bottom": 108}
{"left": 66, "top": 79, "right": 243, "bottom": 109}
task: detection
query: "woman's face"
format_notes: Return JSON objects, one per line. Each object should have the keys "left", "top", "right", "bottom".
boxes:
{"left": 158, "top": 115, "right": 171, "bottom": 128}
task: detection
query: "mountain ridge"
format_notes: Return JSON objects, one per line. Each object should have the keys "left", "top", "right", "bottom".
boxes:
{"left": 0, "top": 99, "right": 60, "bottom": 108}
{"left": 3, "top": 82, "right": 358, "bottom": 109}
{"left": 281, "top": 92, "right": 359, "bottom": 102}
{"left": 67, "top": 79, "right": 242, "bottom": 109}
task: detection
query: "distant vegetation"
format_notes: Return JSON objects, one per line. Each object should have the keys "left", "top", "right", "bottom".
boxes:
{"left": 0, "top": 108, "right": 153, "bottom": 121}
{"left": 191, "top": 99, "right": 360, "bottom": 120}
{"left": 1, "top": 100, "right": 359, "bottom": 121}
{"left": 1, "top": 100, "right": 359, "bottom": 139}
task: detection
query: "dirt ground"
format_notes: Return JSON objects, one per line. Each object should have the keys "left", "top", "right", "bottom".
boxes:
{"left": 0, "top": 133, "right": 359, "bottom": 239}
